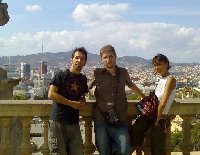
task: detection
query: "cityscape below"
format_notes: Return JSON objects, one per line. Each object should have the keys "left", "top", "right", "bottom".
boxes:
{"left": 1, "top": 51, "right": 200, "bottom": 100}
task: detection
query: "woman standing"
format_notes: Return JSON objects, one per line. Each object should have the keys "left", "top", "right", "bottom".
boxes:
{"left": 131, "top": 54, "right": 176, "bottom": 155}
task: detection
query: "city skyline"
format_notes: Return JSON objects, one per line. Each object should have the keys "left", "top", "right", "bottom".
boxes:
{"left": 0, "top": 0, "right": 200, "bottom": 63}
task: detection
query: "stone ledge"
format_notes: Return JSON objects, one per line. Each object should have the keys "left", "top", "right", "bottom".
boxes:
{"left": 0, "top": 99, "right": 200, "bottom": 116}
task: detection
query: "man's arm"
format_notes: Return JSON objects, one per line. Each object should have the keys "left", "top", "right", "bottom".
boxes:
{"left": 124, "top": 68, "right": 145, "bottom": 99}
{"left": 48, "top": 85, "right": 83, "bottom": 109}
{"left": 88, "top": 78, "right": 96, "bottom": 89}
{"left": 130, "top": 83, "right": 145, "bottom": 98}
{"left": 88, "top": 78, "right": 97, "bottom": 96}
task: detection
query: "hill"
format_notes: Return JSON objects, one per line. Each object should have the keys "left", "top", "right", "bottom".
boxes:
{"left": 0, "top": 51, "right": 198, "bottom": 68}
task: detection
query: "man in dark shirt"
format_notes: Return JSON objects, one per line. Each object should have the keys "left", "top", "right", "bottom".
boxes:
{"left": 89, "top": 45, "right": 145, "bottom": 155}
{"left": 48, "top": 47, "right": 88, "bottom": 155}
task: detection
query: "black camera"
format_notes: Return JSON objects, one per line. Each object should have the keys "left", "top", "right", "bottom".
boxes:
{"left": 106, "top": 108, "right": 119, "bottom": 126}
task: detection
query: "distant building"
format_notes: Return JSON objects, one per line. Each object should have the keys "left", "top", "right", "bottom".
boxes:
{"left": 32, "top": 75, "right": 51, "bottom": 99}
{"left": 20, "top": 62, "right": 30, "bottom": 79}
{"left": 33, "top": 75, "right": 51, "bottom": 88}
{"left": 125, "top": 84, "right": 156, "bottom": 96}
{"left": 2, "top": 63, "right": 19, "bottom": 78}
{"left": 40, "top": 61, "right": 47, "bottom": 78}
{"left": 30, "top": 69, "right": 40, "bottom": 80}
{"left": 176, "top": 81, "right": 186, "bottom": 89}
{"left": 2, "top": 64, "right": 15, "bottom": 72}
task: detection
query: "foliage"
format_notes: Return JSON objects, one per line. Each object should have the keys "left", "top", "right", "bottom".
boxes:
{"left": 171, "top": 129, "right": 182, "bottom": 147}
{"left": 127, "top": 94, "right": 141, "bottom": 100}
{"left": 34, "top": 95, "right": 45, "bottom": 100}
{"left": 87, "top": 92, "right": 96, "bottom": 100}
{"left": 175, "top": 89, "right": 200, "bottom": 99}
{"left": 175, "top": 93, "right": 182, "bottom": 99}
{"left": 171, "top": 121, "right": 200, "bottom": 151}
{"left": 191, "top": 121, "right": 200, "bottom": 150}
{"left": 193, "top": 90, "right": 200, "bottom": 98}
{"left": 13, "top": 94, "right": 26, "bottom": 100}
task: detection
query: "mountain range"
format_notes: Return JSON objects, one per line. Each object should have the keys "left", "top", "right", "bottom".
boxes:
{"left": 0, "top": 51, "right": 199, "bottom": 68}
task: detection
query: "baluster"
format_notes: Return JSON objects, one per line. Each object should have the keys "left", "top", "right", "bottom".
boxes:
{"left": 179, "top": 115, "right": 193, "bottom": 155}
{"left": 165, "top": 115, "right": 176, "bottom": 155}
{"left": 40, "top": 116, "right": 50, "bottom": 155}
{"left": 19, "top": 117, "right": 33, "bottom": 155}
{"left": 0, "top": 117, "right": 12, "bottom": 155}
{"left": 82, "top": 116, "right": 96, "bottom": 155}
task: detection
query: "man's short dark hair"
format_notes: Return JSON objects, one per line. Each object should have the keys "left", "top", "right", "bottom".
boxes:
{"left": 152, "top": 53, "right": 171, "bottom": 70}
{"left": 100, "top": 45, "right": 116, "bottom": 57}
{"left": 71, "top": 47, "right": 88, "bottom": 62}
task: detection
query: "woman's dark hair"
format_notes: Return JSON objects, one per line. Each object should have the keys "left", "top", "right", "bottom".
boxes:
{"left": 71, "top": 47, "right": 88, "bottom": 62}
{"left": 152, "top": 54, "right": 171, "bottom": 70}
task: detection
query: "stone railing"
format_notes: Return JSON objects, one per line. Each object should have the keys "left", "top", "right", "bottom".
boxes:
{"left": 0, "top": 99, "right": 200, "bottom": 155}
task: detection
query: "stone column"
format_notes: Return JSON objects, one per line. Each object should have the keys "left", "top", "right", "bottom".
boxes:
{"left": 0, "top": 117, "right": 12, "bottom": 155}
{"left": 0, "top": 2, "right": 9, "bottom": 26}
{"left": 82, "top": 116, "right": 96, "bottom": 155}
{"left": 179, "top": 115, "right": 193, "bottom": 155}
{"left": 40, "top": 116, "right": 50, "bottom": 155}
{"left": 165, "top": 115, "right": 176, "bottom": 155}
{"left": 19, "top": 117, "right": 34, "bottom": 155}
{"left": 0, "top": 67, "right": 21, "bottom": 155}
{"left": 0, "top": 68, "right": 21, "bottom": 99}
{"left": 0, "top": 81, "right": 18, "bottom": 99}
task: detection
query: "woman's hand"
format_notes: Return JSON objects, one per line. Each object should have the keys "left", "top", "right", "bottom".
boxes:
{"left": 155, "top": 118, "right": 161, "bottom": 126}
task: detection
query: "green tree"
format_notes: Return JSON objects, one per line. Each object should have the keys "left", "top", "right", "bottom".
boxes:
{"left": 191, "top": 121, "right": 200, "bottom": 150}
{"left": 175, "top": 93, "right": 182, "bottom": 99}
{"left": 87, "top": 91, "right": 96, "bottom": 100}
{"left": 34, "top": 95, "right": 45, "bottom": 100}
{"left": 193, "top": 90, "right": 200, "bottom": 98}
{"left": 13, "top": 94, "right": 26, "bottom": 100}
{"left": 171, "top": 121, "right": 200, "bottom": 151}
{"left": 171, "top": 129, "right": 182, "bottom": 148}
{"left": 127, "top": 94, "right": 141, "bottom": 100}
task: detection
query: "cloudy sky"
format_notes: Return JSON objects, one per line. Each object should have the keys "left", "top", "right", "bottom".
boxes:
{"left": 0, "top": 0, "right": 200, "bottom": 63}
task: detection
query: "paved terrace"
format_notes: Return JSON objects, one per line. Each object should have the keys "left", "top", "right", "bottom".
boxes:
{"left": 0, "top": 99, "right": 200, "bottom": 155}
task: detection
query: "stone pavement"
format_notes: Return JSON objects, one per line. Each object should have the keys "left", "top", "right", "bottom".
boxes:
{"left": 32, "top": 151, "right": 200, "bottom": 155}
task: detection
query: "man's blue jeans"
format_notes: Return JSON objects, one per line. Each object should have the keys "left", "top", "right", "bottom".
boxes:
{"left": 48, "top": 120, "right": 83, "bottom": 155}
{"left": 94, "top": 120, "right": 130, "bottom": 155}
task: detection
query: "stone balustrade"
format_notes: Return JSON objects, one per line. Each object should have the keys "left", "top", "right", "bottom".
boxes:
{"left": 0, "top": 99, "right": 200, "bottom": 155}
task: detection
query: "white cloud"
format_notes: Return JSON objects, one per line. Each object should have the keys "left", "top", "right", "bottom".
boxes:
{"left": 72, "top": 3, "right": 129, "bottom": 27}
{"left": 1, "top": 22, "right": 200, "bottom": 63}
{"left": 1, "top": 3, "right": 200, "bottom": 63}
{"left": 25, "top": 4, "right": 42, "bottom": 13}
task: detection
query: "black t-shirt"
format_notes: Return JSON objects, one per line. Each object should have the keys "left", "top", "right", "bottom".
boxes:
{"left": 50, "top": 69, "right": 88, "bottom": 124}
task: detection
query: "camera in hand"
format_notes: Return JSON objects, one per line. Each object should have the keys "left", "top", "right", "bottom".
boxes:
{"left": 106, "top": 103, "right": 119, "bottom": 126}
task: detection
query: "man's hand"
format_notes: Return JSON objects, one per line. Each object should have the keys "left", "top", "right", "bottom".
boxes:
{"left": 68, "top": 100, "right": 84, "bottom": 109}
{"left": 80, "top": 102, "right": 86, "bottom": 110}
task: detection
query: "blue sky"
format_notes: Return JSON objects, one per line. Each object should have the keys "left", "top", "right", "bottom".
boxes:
{"left": 0, "top": 0, "right": 200, "bottom": 63}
